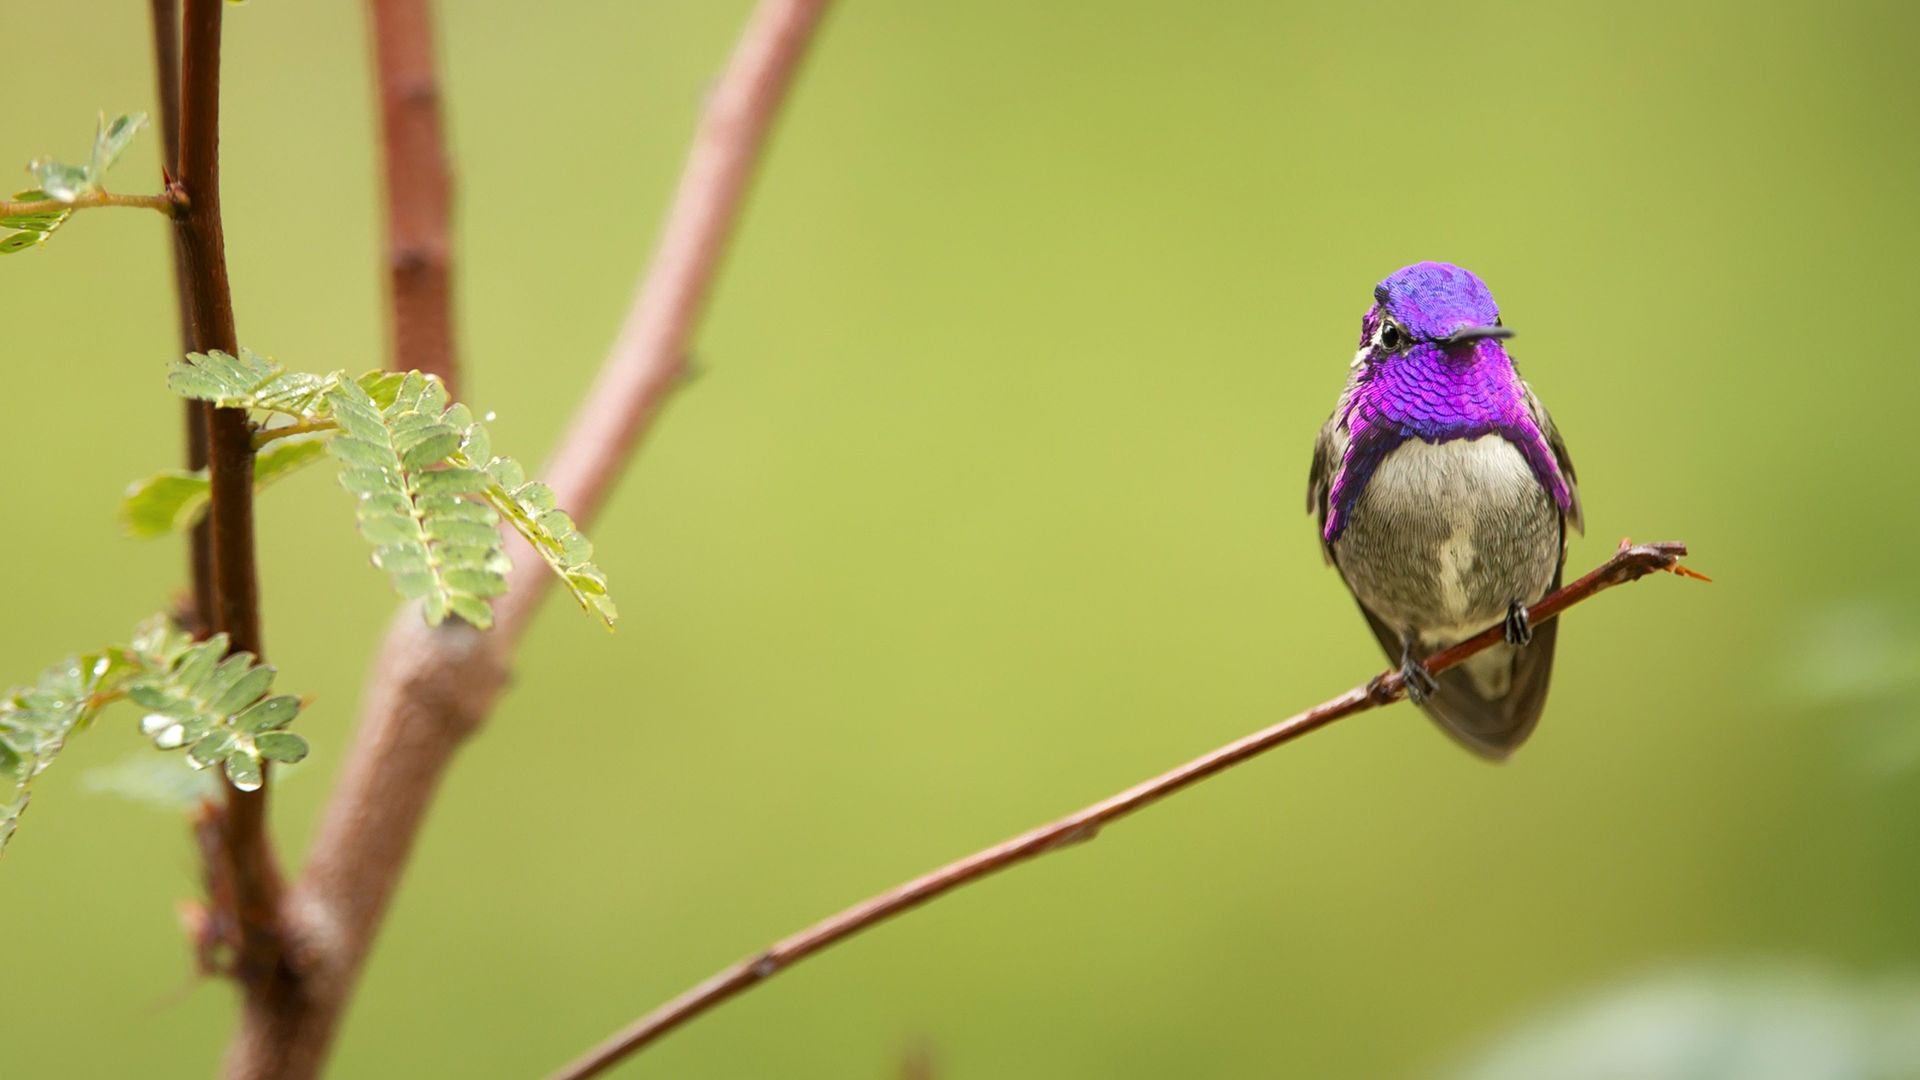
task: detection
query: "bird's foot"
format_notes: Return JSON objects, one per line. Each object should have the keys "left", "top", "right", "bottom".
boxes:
{"left": 1399, "top": 643, "right": 1438, "bottom": 704}
{"left": 1503, "top": 600, "right": 1533, "bottom": 647}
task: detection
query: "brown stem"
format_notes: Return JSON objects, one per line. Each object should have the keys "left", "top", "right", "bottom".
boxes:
{"left": 176, "top": 0, "right": 294, "bottom": 1036}
{"left": 149, "top": 0, "right": 215, "bottom": 635}
{"left": 546, "top": 540, "right": 1702, "bottom": 1080}
{"left": 367, "top": 0, "right": 458, "bottom": 395}
{"left": 151, "top": 0, "right": 183, "bottom": 172}
{"left": 220, "top": 2, "right": 831, "bottom": 1076}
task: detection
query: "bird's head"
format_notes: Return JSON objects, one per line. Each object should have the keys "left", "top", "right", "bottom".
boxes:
{"left": 1354, "top": 261, "right": 1513, "bottom": 371}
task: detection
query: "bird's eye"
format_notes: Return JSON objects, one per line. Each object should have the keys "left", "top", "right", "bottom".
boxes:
{"left": 1379, "top": 322, "right": 1405, "bottom": 351}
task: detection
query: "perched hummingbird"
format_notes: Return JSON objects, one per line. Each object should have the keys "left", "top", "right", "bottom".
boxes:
{"left": 1308, "top": 262, "right": 1582, "bottom": 758}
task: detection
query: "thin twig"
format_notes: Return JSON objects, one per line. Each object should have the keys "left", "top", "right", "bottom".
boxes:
{"left": 252, "top": 418, "right": 337, "bottom": 449}
{"left": 176, "top": 0, "right": 292, "bottom": 1023}
{"left": 221, "top": 3, "right": 831, "bottom": 1077}
{"left": 0, "top": 190, "right": 176, "bottom": 217}
{"left": 546, "top": 540, "right": 1701, "bottom": 1080}
{"left": 149, "top": 0, "right": 215, "bottom": 634}
{"left": 367, "top": 0, "right": 458, "bottom": 394}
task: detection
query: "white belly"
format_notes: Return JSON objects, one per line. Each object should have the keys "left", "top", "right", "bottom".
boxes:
{"left": 1363, "top": 434, "right": 1542, "bottom": 636}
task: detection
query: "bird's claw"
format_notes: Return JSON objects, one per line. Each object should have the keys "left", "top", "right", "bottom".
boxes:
{"left": 1399, "top": 646, "right": 1438, "bottom": 704}
{"left": 1504, "top": 600, "right": 1533, "bottom": 646}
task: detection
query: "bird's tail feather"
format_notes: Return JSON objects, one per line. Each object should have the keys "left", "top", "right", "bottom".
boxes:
{"left": 1354, "top": 583, "right": 1562, "bottom": 760}
{"left": 1417, "top": 615, "right": 1558, "bottom": 759}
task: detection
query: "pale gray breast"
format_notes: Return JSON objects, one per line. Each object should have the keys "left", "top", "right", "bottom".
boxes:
{"left": 1334, "top": 434, "right": 1560, "bottom": 647}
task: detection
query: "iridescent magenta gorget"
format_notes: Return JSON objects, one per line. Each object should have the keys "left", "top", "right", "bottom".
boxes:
{"left": 1322, "top": 261, "right": 1574, "bottom": 542}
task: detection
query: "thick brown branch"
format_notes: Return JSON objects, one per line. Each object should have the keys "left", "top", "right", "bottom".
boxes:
{"left": 367, "top": 0, "right": 458, "bottom": 394}
{"left": 149, "top": 0, "right": 215, "bottom": 634}
{"left": 220, "top": 2, "right": 832, "bottom": 1077}
{"left": 547, "top": 540, "right": 1700, "bottom": 1080}
{"left": 226, "top": 617, "right": 507, "bottom": 1080}
{"left": 176, "top": 0, "right": 293, "bottom": 1036}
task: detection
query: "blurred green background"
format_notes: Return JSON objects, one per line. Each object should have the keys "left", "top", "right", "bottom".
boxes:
{"left": 4, "top": 1, "right": 1918, "bottom": 1077}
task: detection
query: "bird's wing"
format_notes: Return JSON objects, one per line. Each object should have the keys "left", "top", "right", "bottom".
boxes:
{"left": 1306, "top": 410, "right": 1347, "bottom": 564}
{"left": 1523, "top": 379, "right": 1583, "bottom": 536}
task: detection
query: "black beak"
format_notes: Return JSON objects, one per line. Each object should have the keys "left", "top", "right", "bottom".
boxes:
{"left": 1438, "top": 324, "right": 1515, "bottom": 347}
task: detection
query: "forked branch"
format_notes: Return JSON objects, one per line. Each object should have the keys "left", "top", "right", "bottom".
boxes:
{"left": 218, "top": 1, "right": 834, "bottom": 1076}
{"left": 547, "top": 540, "right": 1703, "bottom": 1080}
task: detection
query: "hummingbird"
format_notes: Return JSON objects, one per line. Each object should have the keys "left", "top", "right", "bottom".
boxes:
{"left": 1307, "top": 262, "right": 1582, "bottom": 758}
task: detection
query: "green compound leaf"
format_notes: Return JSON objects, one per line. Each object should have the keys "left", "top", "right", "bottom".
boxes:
{"left": 1, "top": 613, "right": 312, "bottom": 854}
{"left": 155, "top": 352, "right": 614, "bottom": 632}
{"left": 119, "top": 436, "right": 330, "bottom": 538}
{"left": 327, "top": 374, "right": 509, "bottom": 629}
{"left": 167, "top": 348, "right": 339, "bottom": 417}
{"left": 1, "top": 651, "right": 139, "bottom": 857}
{"left": 4, "top": 112, "right": 148, "bottom": 254}
{"left": 483, "top": 457, "right": 617, "bottom": 629}
{"left": 124, "top": 616, "right": 306, "bottom": 794}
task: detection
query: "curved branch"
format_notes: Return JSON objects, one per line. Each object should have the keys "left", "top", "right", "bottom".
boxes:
{"left": 219, "top": 2, "right": 833, "bottom": 1077}
{"left": 546, "top": 540, "right": 1703, "bottom": 1080}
